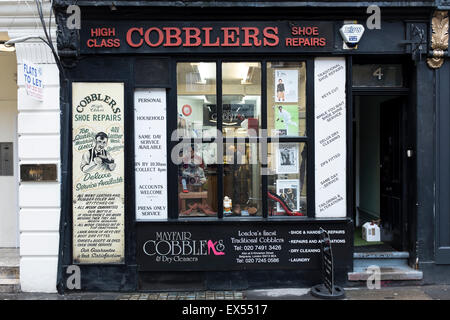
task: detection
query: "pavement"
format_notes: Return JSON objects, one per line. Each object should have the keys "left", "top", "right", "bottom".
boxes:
{"left": 0, "top": 285, "right": 450, "bottom": 300}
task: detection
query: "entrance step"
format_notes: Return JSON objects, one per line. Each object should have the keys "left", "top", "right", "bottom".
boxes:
{"left": 0, "top": 266, "right": 19, "bottom": 279}
{"left": 0, "top": 248, "right": 20, "bottom": 293}
{"left": 353, "top": 251, "right": 410, "bottom": 268}
{"left": 348, "top": 266, "right": 423, "bottom": 281}
{"left": 0, "top": 278, "right": 20, "bottom": 293}
{"left": 349, "top": 251, "right": 423, "bottom": 281}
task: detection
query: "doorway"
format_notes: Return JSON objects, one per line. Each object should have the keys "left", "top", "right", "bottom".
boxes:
{"left": 353, "top": 95, "right": 410, "bottom": 252}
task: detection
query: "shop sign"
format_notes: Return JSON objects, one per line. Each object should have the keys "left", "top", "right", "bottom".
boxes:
{"left": 80, "top": 21, "right": 334, "bottom": 54}
{"left": 22, "top": 60, "right": 44, "bottom": 101}
{"left": 134, "top": 88, "right": 168, "bottom": 221}
{"left": 72, "top": 82, "right": 125, "bottom": 264}
{"left": 136, "top": 221, "right": 352, "bottom": 271}
{"left": 314, "top": 57, "right": 347, "bottom": 218}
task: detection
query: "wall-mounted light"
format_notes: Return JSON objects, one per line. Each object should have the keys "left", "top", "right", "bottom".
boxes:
{"left": 5, "top": 35, "right": 50, "bottom": 47}
{"left": 0, "top": 42, "right": 15, "bottom": 52}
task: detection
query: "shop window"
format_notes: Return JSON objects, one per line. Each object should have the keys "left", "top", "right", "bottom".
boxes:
{"left": 177, "top": 62, "right": 217, "bottom": 139}
{"left": 223, "top": 141, "right": 262, "bottom": 217}
{"left": 178, "top": 143, "right": 218, "bottom": 218}
{"left": 222, "top": 62, "right": 261, "bottom": 137}
{"left": 267, "top": 62, "right": 306, "bottom": 137}
{"left": 175, "top": 60, "right": 308, "bottom": 218}
{"left": 267, "top": 142, "right": 307, "bottom": 216}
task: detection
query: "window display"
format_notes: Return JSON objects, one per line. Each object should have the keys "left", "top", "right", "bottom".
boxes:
{"left": 178, "top": 144, "right": 218, "bottom": 217}
{"left": 267, "top": 143, "right": 307, "bottom": 216}
{"left": 177, "top": 62, "right": 217, "bottom": 138}
{"left": 222, "top": 62, "right": 261, "bottom": 137}
{"left": 268, "top": 62, "right": 306, "bottom": 137}
{"left": 175, "top": 60, "right": 308, "bottom": 219}
{"left": 223, "top": 142, "right": 262, "bottom": 217}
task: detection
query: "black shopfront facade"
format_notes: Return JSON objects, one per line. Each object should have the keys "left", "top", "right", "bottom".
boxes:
{"left": 54, "top": 1, "right": 450, "bottom": 292}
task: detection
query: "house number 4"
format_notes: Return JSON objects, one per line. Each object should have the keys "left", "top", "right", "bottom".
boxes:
{"left": 373, "top": 67, "right": 384, "bottom": 80}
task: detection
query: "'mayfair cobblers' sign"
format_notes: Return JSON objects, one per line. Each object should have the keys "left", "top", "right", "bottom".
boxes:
{"left": 136, "top": 221, "right": 352, "bottom": 271}
{"left": 80, "top": 21, "right": 334, "bottom": 54}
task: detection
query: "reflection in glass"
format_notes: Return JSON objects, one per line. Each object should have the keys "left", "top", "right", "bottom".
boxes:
{"left": 267, "top": 143, "right": 307, "bottom": 217}
{"left": 178, "top": 144, "right": 218, "bottom": 218}
{"left": 267, "top": 62, "right": 306, "bottom": 137}
{"left": 223, "top": 142, "right": 261, "bottom": 217}
{"left": 222, "top": 62, "right": 261, "bottom": 137}
{"left": 177, "top": 62, "right": 217, "bottom": 138}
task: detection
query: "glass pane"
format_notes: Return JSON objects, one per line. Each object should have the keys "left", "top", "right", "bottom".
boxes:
{"left": 267, "top": 62, "right": 306, "bottom": 137}
{"left": 222, "top": 62, "right": 261, "bottom": 138}
{"left": 267, "top": 142, "right": 307, "bottom": 217}
{"left": 223, "top": 142, "right": 262, "bottom": 217}
{"left": 352, "top": 64, "right": 403, "bottom": 87}
{"left": 178, "top": 143, "right": 218, "bottom": 217}
{"left": 177, "top": 62, "right": 217, "bottom": 139}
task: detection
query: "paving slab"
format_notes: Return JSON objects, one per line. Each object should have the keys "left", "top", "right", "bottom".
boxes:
{"left": 0, "top": 285, "right": 449, "bottom": 300}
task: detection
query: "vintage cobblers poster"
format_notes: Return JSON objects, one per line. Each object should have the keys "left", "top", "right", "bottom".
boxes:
{"left": 72, "top": 82, "right": 125, "bottom": 264}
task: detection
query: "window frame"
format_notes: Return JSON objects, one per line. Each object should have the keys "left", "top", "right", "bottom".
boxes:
{"left": 170, "top": 56, "right": 316, "bottom": 220}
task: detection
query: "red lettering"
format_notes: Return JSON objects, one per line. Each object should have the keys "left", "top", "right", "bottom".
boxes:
{"left": 291, "top": 26, "right": 319, "bottom": 36}
{"left": 163, "top": 27, "right": 182, "bottom": 47}
{"left": 90, "top": 28, "right": 116, "bottom": 37}
{"left": 87, "top": 39, "right": 95, "bottom": 47}
{"left": 203, "top": 27, "right": 220, "bottom": 46}
{"left": 183, "top": 27, "right": 201, "bottom": 47}
{"left": 263, "top": 27, "right": 279, "bottom": 46}
{"left": 126, "top": 27, "right": 144, "bottom": 48}
{"left": 144, "top": 27, "right": 164, "bottom": 47}
{"left": 242, "top": 27, "right": 261, "bottom": 46}
{"left": 221, "top": 27, "right": 240, "bottom": 47}
{"left": 319, "top": 38, "right": 326, "bottom": 46}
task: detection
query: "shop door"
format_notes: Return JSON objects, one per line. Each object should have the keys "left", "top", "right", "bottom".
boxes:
{"left": 380, "top": 97, "right": 405, "bottom": 251}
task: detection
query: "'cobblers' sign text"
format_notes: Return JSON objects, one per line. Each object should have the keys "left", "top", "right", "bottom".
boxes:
{"left": 80, "top": 21, "right": 334, "bottom": 54}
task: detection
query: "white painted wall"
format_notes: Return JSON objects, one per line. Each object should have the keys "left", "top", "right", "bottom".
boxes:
{"left": 0, "top": 0, "right": 60, "bottom": 292}
{"left": 0, "top": 52, "right": 18, "bottom": 248}
{"left": 17, "top": 56, "right": 60, "bottom": 293}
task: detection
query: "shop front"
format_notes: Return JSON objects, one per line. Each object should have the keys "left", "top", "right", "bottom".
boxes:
{"left": 53, "top": 2, "right": 450, "bottom": 292}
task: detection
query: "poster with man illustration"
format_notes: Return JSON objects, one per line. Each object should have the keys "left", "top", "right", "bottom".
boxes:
{"left": 72, "top": 82, "right": 125, "bottom": 264}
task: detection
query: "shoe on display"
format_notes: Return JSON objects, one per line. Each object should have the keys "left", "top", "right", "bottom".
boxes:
{"left": 248, "top": 207, "right": 258, "bottom": 215}
{"left": 199, "top": 203, "right": 216, "bottom": 216}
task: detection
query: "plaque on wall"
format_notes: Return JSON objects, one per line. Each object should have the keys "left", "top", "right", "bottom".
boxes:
{"left": 20, "top": 164, "right": 57, "bottom": 181}
{"left": 72, "top": 82, "right": 125, "bottom": 264}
